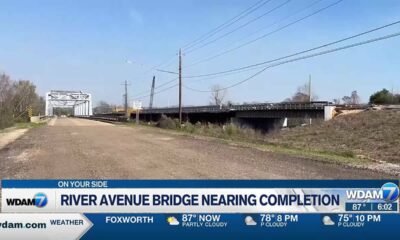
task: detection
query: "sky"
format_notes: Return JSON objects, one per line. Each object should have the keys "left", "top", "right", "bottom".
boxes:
{"left": 0, "top": 0, "right": 400, "bottom": 107}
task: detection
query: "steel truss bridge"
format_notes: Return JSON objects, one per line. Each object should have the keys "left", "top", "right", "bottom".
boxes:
{"left": 45, "top": 90, "right": 92, "bottom": 116}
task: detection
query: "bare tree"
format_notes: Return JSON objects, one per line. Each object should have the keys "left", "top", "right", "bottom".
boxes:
{"left": 342, "top": 90, "right": 361, "bottom": 104}
{"left": 210, "top": 84, "right": 227, "bottom": 106}
{"left": 0, "top": 73, "right": 43, "bottom": 129}
{"left": 12, "top": 80, "right": 38, "bottom": 119}
{"left": 332, "top": 98, "right": 341, "bottom": 105}
{"left": 0, "top": 73, "right": 14, "bottom": 128}
{"left": 93, "top": 101, "right": 115, "bottom": 114}
{"left": 351, "top": 90, "right": 361, "bottom": 104}
{"left": 286, "top": 82, "right": 318, "bottom": 102}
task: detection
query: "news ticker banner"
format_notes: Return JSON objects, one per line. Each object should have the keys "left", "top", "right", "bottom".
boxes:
{"left": 2, "top": 179, "right": 399, "bottom": 213}
{"left": 0, "top": 180, "right": 399, "bottom": 240}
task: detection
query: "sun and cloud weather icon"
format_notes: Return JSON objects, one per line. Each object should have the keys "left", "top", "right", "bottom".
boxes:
{"left": 167, "top": 216, "right": 180, "bottom": 226}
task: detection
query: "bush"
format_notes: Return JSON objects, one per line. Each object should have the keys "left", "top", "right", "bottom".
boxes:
{"left": 224, "top": 123, "right": 238, "bottom": 136}
{"left": 156, "top": 115, "right": 177, "bottom": 129}
{"left": 183, "top": 122, "right": 196, "bottom": 133}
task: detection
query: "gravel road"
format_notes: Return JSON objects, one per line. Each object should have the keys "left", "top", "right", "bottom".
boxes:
{"left": 0, "top": 117, "right": 393, "bottom": 179}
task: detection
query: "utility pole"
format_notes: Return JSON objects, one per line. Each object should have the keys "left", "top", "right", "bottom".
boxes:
{"left": 123, "top": 80, "right": 130, "bottom": 119}
{"left": 308, "top": 74, "right": 312, "bottom": 125}
{"left": 308, "top": 74, "right": 312, "bottom": 103}
{"left": 178, "top": 49, "right": 182, "bottom": 125}
{"left": 149, "top": 76, "right": 155, "bottom": 109}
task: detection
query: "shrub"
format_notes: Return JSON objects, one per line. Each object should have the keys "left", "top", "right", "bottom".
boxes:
{"left": 183, "top": 122, "right": 196, "bottom": 133}
{"left": 224, "top": 123, "right": 238, "bottom": 137}
{"left": 156, "top": 115, "right": 177, "bottom": 129}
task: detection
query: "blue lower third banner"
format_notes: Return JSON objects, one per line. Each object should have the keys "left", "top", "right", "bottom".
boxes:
{"left": 0, "top": 180, "right": 399, "bottom": 239}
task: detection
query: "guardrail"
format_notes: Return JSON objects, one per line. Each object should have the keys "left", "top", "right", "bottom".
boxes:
{"left": 140, "top": 102, "right": 331, "bottom": 114}
{"left": 80, "top": 114, "right": 128, "bottom": 123}
{"left": 87, "top": 102, "right": 333, "bottom": 120}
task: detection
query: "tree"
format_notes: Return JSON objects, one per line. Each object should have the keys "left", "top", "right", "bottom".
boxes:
{"left": 32, "top": 96, "right": 46, "bottom": 116}
{"left": 369, "top": 88, "right": 397, "bottom": 104}
{"left": 0, "top": 73, "right": 15, "bottom": 129}
{"left": 12, "top": 80, "right": 39, "bottom": 121}
{"left": 342, "top": 90, "right": 361, "bottom": 104}
{"left": 93, "top": 101, "right": 114, "bottom": 114}
{"left": 395, "top": 94, "right": 400, "bottom": 103}
{"left": 332, "top": 98, "right": 341, "bottom": 104}
{"left": 0, "top": 73, "right": 43, "bottom": 129}
{"left": 286, "top": 82, "right": 317, "bottom": 102}
{"left": 210, "top": 84, "right": 227, "bottom": 106}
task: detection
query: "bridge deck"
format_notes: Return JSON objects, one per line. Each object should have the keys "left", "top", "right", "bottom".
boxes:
{"left": 140, "top": 102, "right": 329, "bottom": 114}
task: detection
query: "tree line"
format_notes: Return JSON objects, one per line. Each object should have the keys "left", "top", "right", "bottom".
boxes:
{"left": 208, "top": 82, "right": 400, "bottom": 106}
{"left": 0, "top": 73, "right": 45, "bottom": 129}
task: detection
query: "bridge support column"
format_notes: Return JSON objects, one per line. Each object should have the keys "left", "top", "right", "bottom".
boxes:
{"left": 88, "top": 94, "right": 93, "bottom": 116}
{"left": 324, "top": 106, "right": 336, "bottom": 121}
{"left": 45, "top": 92, "right": 53, "bottom": 116}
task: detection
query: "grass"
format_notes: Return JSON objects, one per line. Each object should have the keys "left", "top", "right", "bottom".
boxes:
{"left": 126, "top": 121, "right": 369, "bottom": 167}
{"left": 0, "top": 121, "right": 47, "bottom": 133}
{"left": 267, "top": 109, "right": 400, "bottom": 164}
{"left": 14, "top": 121, "right": 47, "bottom": 129}
{"left": 125, "top": 110, "right": 400, "bottom": 166}
{"left": 125, "top": 115, "right": 374, "bottom": 166}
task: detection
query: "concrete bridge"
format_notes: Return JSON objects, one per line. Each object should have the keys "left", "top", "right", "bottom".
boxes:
{"left": 138, "top": 102, "right": 335, "bottom": 131}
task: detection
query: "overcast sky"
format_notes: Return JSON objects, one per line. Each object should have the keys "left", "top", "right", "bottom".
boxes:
{"left": 0, "top": 0, "right": 400, "bottom": 107}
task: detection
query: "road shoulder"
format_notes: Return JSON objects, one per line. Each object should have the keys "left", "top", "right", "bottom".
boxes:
{"left": 0, "top": 128, "right": 29, "bottom": 150}
{"left": 0, "top": 122, "right": 47, "bottom": 150}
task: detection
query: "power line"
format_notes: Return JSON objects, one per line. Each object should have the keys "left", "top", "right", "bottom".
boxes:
{"left": 182, "top": 19, "right": 400, "bottom": 79}
{"left": 131, "top": 0, "right": 343, "bottom": 99}
{"left": 186, "top": 0, "right": 322, "bottom": 67}
{"left": 186, "top": 0, "right": 343, "bottom": 68}
{"left": 131, "top": 0, "right": 275, "bottom": 95}
{"left": 183, "top": 0, "right": 271, "bottom": 51}
{"left": 129, "top": 0, "right": 281, "bottom": 94}
{"left": 134, "top": 83, "right": 179, "bottom": 100}
{"left": 185, "top": 0, "right": 291, "bottom": 54}
{"left": 184, "top": 31, "right": 400, "bottom": 92}
{"left": 139, "top": 0, "right": 269, "bottom": 78}
{"left": 140, "top": 54, "right": 177, "bottom": 76}
{"left": 132, "top": 77, "right": 178, "bottom": 97}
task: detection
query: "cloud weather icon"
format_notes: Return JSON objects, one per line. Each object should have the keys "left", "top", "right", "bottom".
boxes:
{"left": 322, "top": 216, "right": 335, "bottom": 226}
{"left": 244, "top": 216, "right": 257, "bottom": 226}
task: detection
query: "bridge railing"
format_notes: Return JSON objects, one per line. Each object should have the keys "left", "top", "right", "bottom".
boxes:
{"left": 140, "top": 102, "right": 330, "bottom": 114}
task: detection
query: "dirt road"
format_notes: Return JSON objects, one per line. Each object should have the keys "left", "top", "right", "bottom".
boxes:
{"left": 0, "top": 118, "right": 392, "bottom": 179}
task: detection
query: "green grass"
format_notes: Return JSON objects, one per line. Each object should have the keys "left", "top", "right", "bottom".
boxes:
{"left": 0, "top": 122, "right": 47, "bottom": 133}
{"left": 14, "top": 122, "right": 47, "bottom": 129}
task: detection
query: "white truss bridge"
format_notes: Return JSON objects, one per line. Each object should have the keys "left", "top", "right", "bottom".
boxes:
{"left": 45, "top": 90, "right": 92, "bottom": 116}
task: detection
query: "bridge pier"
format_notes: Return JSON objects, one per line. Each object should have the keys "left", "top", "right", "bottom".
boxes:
{"left": 231, "top": 117, "right": 286, "bottom": 133}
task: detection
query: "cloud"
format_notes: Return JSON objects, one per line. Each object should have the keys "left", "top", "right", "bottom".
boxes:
{"left": 129, "top": 9, "right": 143, "bottom": 24}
